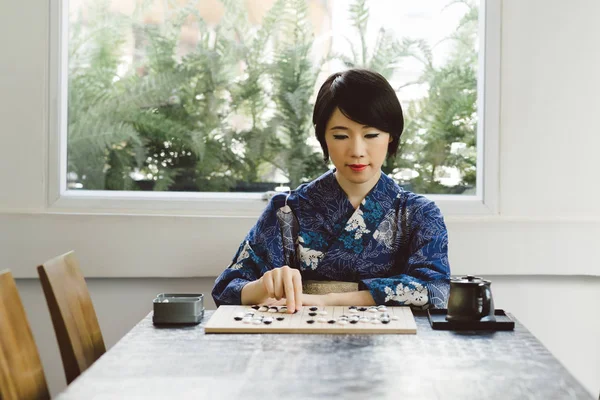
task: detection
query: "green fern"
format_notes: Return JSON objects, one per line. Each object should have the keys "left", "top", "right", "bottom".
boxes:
{"left": 67, "top": 0, "right": 478, "bottom": 194}
{"left": 270, "top": 0, "right": 325, "bottom": 188}
{"left": 384, "top": 0, "right": 479, "bottom": 194}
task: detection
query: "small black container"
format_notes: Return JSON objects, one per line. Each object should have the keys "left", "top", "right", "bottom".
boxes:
{"left": 153, "top": 293, "right": 204, "bottom": 325}
{"left": 447, "top": 275, "right": 495, "bottom": 322}
{"left": 428, "top": 309, "right": 515, "bottom": 331}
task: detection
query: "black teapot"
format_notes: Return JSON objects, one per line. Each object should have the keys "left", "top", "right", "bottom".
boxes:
{"left": 446, "top": 275, "right": 495, "bottom": 322}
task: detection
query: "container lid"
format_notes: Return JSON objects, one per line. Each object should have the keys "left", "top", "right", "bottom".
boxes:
{"left": 153, "top": 293, "right": 204, "bottom": 303}
{"left": 450, "top": 275, "right": 490, "bottom": 285}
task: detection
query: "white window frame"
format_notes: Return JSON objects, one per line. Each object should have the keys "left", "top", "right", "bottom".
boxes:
{"left": 47, "top": 0, "right": 501, "bottom": 217}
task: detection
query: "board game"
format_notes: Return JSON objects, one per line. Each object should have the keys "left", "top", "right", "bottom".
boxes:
{"left": 204, "top": 305, "right": 417, "bottom": 334}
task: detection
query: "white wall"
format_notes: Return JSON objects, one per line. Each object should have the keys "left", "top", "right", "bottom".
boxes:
{"left": 1, "top": 0, "right": 599, "bottom": 398}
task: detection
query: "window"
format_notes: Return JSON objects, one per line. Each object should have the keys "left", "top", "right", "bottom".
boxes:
{"left": 49, "top": 0, "right": 499, "bottom": 215}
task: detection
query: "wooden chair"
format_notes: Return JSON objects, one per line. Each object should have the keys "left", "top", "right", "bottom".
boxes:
{"left": 37, "top": 251, "right": 106, "bottom": 385}
{"left": 0, "top": 269, "right": 50, "bottom": 400}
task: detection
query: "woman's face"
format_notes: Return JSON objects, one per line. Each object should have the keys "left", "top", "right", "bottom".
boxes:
{"left": 324, "top": 107, "right": 391, "bottom": 187}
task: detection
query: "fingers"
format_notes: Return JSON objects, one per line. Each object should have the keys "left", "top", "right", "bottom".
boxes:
{"left": 263, "top": 298, "right": 286, "bottom": 306}
{"left": 262, "top": 266, "right": 303, "bottom": 313}
{"left": 283, "top": 267, "right": 295, "bottom": 312}
{"left": 262, "top": 272, "right": 275, "bottom": 300}
{"left": 272, "top": 268, "right": 284, "bottom": 300}
{"left": 281, "top": 266, "right": 302, "bottom": 313}
{"left": 292, "top": 270, "right": 302, "bottom": 312}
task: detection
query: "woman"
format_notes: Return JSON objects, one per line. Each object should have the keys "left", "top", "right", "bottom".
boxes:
{"left": 212, "top": 69, "right": 450, "bottom": 313}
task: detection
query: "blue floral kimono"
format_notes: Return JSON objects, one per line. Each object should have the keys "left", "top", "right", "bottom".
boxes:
{"left": 212, "top": 169, "right": 450, "bottom": 308}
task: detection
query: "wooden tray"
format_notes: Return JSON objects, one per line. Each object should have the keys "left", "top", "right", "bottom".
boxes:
{"left": 427, "top": 309, "right": 515, "bottom": 331}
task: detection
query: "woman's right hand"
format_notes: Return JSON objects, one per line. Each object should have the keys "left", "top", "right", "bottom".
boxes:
{"left": 258, "top": 266, "right": 303, "bottom": 313}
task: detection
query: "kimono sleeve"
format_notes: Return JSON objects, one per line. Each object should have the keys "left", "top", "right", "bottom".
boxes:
{"left": 360, "top": 197, "right": 451, "bottom": 309}
{"left": 211, "top": 195, "right": 286, "bottom": 306}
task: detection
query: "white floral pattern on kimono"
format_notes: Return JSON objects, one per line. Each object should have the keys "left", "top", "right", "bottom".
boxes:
{"left": 229, "top": 241, "right": 252, "bottom": 270}
{"left": 384, "top": 282, "right": 428, "bottom": 307}
{"left": 373, "top": 210, "right": 396, "bottom": 249}
{"left": 297, "top": 236, "right": 324, "bottom": 271}
{"left": 345, "top": 206, "right": 371, "bottom": 240}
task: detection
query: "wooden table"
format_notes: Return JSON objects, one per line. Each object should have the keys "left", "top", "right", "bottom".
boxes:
{"left": 56, "top": 310, "right": 593, "bottom": 400}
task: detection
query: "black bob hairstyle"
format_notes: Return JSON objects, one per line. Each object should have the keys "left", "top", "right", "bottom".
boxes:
{"left": 312, "top": 68, "right": 404, "bottom": 161}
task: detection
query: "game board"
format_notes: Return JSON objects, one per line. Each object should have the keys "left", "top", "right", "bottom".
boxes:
{"left": 204, "top": 305, "right": 417, "bottom": 334}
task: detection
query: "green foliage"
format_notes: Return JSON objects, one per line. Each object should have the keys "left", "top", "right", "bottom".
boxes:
{"left": 68, "top": 0, "right": 479, "bottom": 194}
{"left": 382, "top": 0, "right": 479, "bottom": 194}
{"left": 270, "top": 0, "right": 327, "bottom": 188}
{"left": 336, "top": 0, "right": 416, "bottom": 80}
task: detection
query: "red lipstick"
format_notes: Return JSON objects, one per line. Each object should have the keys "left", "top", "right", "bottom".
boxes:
{"left": 348, "top": 164, "right": 367, "bottom": 172}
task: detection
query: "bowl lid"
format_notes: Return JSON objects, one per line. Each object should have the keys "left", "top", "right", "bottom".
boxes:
{"left": 450, "top": 275, "right": 490, "bottom": 285}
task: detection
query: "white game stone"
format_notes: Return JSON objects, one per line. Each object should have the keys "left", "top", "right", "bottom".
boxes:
{"left": 348, "top": 308, "right": 359, "bottom": 313}
{"left": 391, "top": 316, "right": 400, "bottom": 320}
{"left": 258, "top": 306, "right": 269, "bottom": 312}
{"left": 370, "top": 319, "right": 382, "bottom": 324}
{"left": 337, "top": 320, "right": 349, "bottom": 325}
{"left": 242, "top": 317, "right": 253, "bottom": 324}
{"left": 317, "top": 310, "right": 328, "bottom": 315}
{"left": 317, "top": 317, "right": 328, "bottom": 323}
{"left": 268, "top": 308, "right": 278, "bottom": 313}
{"left": 359, "top": 317, "right": 370, "bottom": 323}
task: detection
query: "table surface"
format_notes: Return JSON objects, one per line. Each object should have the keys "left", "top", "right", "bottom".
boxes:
{"left": 56, "top": 309, "right": 593, "bottom": 400}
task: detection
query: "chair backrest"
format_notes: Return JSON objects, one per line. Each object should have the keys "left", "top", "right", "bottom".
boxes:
{"left": 37, "top": 251, "right": 106, "bottom": 384}
{"left": 0, "top": 269, "right": 50, "bottom": 400}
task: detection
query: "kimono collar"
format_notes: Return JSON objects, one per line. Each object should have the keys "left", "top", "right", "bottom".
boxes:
{"left": 299, "top": 169, "right": 401, "bottom": 222}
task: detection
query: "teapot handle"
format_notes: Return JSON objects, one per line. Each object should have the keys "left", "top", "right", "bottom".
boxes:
{"left": 478, "top": 283, "right": 492, "bottom": 319}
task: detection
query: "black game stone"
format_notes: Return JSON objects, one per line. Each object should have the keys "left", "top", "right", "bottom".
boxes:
{"left": 251, "top": 305, "right": 260, "bottom": 310}
{"left": 309, "top": 307, "right": 318, "bottom": 311}
{"left": 328, "top": 320, "right": 336, "bottom": 324}
{"left": 358, "top": 307, "right": 368, "bottom": 312}
{"left": 306, "top": 320, "right": 315, "bottom": 324}
{"left": 309, "top": 312, "right": 317, "bottom": 317}
{"left": 234, "top": 317, "right": 242, "bottom": 321}
{"left": 276, "top": 317, "right": 285, "bottom": 321}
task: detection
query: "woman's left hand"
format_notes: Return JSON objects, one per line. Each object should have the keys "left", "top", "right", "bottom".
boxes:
{"left": 299, "top": 293, "right": 328, "bottom": 307}
{"left": 262, "top": 293, "right": 328, "bottom": 308}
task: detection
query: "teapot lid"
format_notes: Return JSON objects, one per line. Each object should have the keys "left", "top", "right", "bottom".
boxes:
{"left": 451, "top": 275, "right": 490, "bottom": 284}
